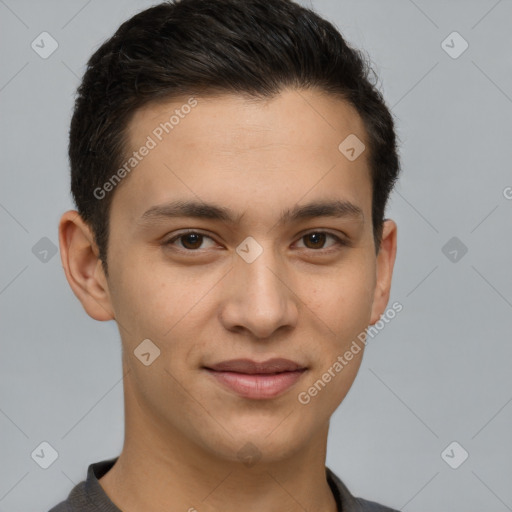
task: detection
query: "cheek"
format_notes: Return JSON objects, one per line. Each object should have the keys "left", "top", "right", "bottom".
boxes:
{"left": 107, "top": 256, "right": 171, "bottom": 346}
{"left": 304, "top": 261, "right": 375, "bottom": 339}
{"left": 303, "top": 259, "right": 374, "bottom": 406}
{"left": 109, "top": 257, "right": 219, "bottom": 358}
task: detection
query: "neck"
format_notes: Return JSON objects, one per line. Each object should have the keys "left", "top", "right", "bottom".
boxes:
{"left": 99, "top": 368, "right": 338, "bottom": 512}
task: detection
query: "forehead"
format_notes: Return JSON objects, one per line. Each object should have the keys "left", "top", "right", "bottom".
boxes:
{"left": 112, "top": 88, "right": 372, "bottom": 227}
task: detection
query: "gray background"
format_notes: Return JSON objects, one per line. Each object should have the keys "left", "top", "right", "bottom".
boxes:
{"left": 1, "top": 0, "right": 511, "bottom": 510}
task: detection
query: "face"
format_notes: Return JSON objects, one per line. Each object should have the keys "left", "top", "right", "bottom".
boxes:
{"left": 62, "top": 88, "right": 396, "bottom": 465}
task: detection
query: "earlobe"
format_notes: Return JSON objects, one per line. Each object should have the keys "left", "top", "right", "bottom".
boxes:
{"left": 369, "top": 219, "right": 397, "bottom": 325}
{"left": 58, "top": 210, "right": 115, "bottom": 321}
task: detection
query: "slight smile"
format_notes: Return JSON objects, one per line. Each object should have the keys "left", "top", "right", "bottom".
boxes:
{"left": 203, "top": 358, "right": 308, "bottom": 400}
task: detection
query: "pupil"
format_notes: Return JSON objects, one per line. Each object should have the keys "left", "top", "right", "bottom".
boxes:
{"left": 184, "top": 233, "right": 201, "bottom": 249}
{"left": 306, "top": 233, "right": 325, "bottom": 248}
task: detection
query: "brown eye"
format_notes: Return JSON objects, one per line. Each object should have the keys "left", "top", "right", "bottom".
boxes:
{"left": 296, "top": 231, "right": 347, "bottom": 251}
{"left": 303, "top": 232, "right": 327, "bottom": 249}
{"left": 179, "top": 233, "right": 203, "bottom": 250}
{"left": 165, "top": 231, "right": 216, "bottom": 251}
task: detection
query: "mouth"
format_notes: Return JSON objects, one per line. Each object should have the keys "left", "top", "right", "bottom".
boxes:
{"left": 203, "top": 358, "right": 308, "bottom": 400}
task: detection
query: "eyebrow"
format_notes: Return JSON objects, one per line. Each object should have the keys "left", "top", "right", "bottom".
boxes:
{"left": 139, "top": 198, "right": 364, "bottom": 226}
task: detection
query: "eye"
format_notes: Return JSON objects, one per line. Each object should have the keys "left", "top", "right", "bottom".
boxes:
{"left": 164, "top": 231, "right": 217, "bottom": 251}
{"left": 295, "top": 231, "right": 348, "bottom": 251}
{"left": 163, "top": 230, "right": 349, "bottom": 253}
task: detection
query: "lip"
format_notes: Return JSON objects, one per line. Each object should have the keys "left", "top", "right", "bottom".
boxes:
{"left": 205, "top": 358, "right": 306, "bottom": 374}
{"left": 203, "top": 358, "right": 307, "bottom": 400}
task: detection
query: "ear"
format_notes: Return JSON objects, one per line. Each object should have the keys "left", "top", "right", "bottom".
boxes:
{"left": 369, "top": 219, "right": 397, "bottom": 325}
{"left": 58, "top": 210, "right": 115, "bottom": 321}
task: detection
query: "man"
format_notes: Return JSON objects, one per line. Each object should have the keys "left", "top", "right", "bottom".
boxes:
{"left": 52, "top": 0, "right": 401, "bottom": 510}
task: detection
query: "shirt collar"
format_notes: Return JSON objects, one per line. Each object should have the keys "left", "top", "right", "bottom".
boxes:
{"left": 86, "top": 457, "right": 364, "bottom": 511}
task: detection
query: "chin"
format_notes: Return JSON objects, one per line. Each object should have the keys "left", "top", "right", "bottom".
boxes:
{"left": 200, "top": 418, "right": 313, "bottom": 465}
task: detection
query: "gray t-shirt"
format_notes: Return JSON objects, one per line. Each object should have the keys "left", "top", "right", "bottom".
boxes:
{"left": 48, "top": 457, "right": 400, "bottom": 511}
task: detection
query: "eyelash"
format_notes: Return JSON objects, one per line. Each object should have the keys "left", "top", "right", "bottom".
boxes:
{"left": 163, "top": 230, "right": 349, "bottom": 253}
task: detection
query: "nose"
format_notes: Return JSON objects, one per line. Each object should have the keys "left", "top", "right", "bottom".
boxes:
{"left": 219, "top": 242, "right": 299, "bottom": 340}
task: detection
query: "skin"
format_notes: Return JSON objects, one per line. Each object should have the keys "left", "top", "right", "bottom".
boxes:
{"left": 58, "top": 88, "right": 397, "bottom": 512}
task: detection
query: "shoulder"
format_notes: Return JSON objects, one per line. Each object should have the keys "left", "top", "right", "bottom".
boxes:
{"left": 355, "top": 496, "right": 401, "bottom": 511}
{"left": 48, "top": 499, "right": 72, "bottom": 512}
{"left": 326, "top": 466, "right": 400, "bottom": 512}
{"left": 47, "top": 502, "right": 67, "bottom": 512}
{"left": 47, "top": 481, "right": 86, "bottom": 511}
{"left": 47, "top": 479, "right": 90, "bottom": 512}
{"left": 46, "top": 457, "right": 118, "bottom": 512}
